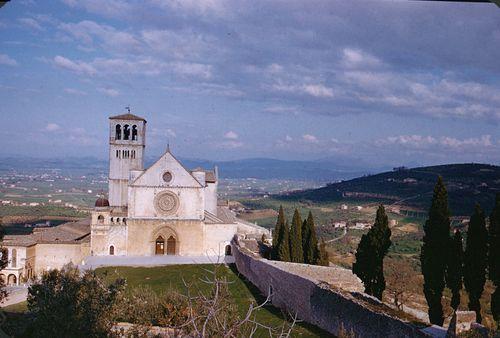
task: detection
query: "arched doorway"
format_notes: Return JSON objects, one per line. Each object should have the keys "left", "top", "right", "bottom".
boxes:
{"left": 155, "top": 236, "right": 165, "bottom": 255}
{"left": 109, "top": 245, "right": 115, "bottom": 255}
{"left": 225, "top": 245, "right": 232, "bottom": 256}
{"left": 167, "top": 236, "right": 176, "bottom": 255}
{"left": 7, "top": 274, "right": 17, "bottom": 286}
{"left": 0, "top": 274, "right": 5, "bottom": 284}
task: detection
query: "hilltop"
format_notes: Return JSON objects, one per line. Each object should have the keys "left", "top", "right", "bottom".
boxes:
{"left": 280, "top": 163, "right": 500, "bottom": 216}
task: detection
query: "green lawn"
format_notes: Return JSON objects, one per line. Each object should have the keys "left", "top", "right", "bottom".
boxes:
{"left": 96, "top": 264, "right": 331, "bottom": 337}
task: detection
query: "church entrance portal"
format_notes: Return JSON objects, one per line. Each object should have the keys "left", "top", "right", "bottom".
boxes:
{"left": 155, "top": 236, "right": 165, "bottom": 255}
{"left": 167, "top": 236, "right": 176, "bottom": 255}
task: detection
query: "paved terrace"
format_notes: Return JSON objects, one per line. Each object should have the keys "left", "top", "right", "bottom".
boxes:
{"left": 79, "top": 254, "right": 235, "bottom": 270}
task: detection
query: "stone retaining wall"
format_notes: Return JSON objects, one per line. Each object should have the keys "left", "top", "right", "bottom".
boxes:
{"left": 232, "top": 236, "right": 430, "bottom": 338}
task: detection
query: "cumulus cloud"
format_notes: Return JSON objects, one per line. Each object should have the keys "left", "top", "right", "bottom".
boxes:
{"left": 18, "top": 17, "right": 43, "bottom": 31}
{"left": 53, "top": 55, "right": 96, "bottom": 75}
{"left": 64, "top": 88, "right": 87, "bottom": 95}
{"left": 0, "top": 54, "right": 18, "bottom": 66}
{"left": 224, "top": 131, "right": 239, "bottom": 139}
{"left": 97, "top": 87, "right": 120, "bottom": 97}
{"left": 341, "top": 48, "right": 382, "bottom": 69}
{"left": 302, "top": 134, "right": 319, "bottom": 143}
{"left": 377, "top": 134, "right": 494, "bottom": 151}
{"left": 45, "top": 123, "right": 60, "bottom": 132}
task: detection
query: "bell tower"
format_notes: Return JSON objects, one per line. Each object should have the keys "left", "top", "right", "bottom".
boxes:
{"left": 108, "top": 112, "right": 146, "bottom": 207}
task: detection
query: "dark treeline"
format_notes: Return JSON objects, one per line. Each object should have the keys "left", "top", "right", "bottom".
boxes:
{"left": 420, "top": 177, "right": 500, "bottom": 328}
{"left": 271, "top": 206, "right": 328, "bottom": 266}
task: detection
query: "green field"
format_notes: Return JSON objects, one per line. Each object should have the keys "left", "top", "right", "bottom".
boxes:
{"left": 96, "top": 264, "right": 329, "bottom": 337}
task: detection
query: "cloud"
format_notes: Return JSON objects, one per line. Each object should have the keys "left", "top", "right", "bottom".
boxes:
{"left": 273, "top": 83, "right": 334, "bottom": 98}
{"left": 0, "top": 54, "right": 18, "bottom": 66}
{"left": 166, "top": 129, "right": 177, "bottom": 138}
{"left": 53, "top": 55, "right": 212, "bottom": 79}
{"left": 18, "top": 17, "right": 43, "bottom": 31}
{"left": 59, "top": 20, "right": 140, "bottom": 52}
{"left": 377, "top": 134, "right": 494, "bottom": 151}
{"left": 302, "top": 134, "right": 319, "bottom": 143}
{"left": 53, "top": 55, "right": 96, "bottom": 75}
{"left": 341, "top": 48, "right": 382, "bottom": 69}
{"left": 97, "top": 87, "right": 120, "bottom": 97}
{"left": 224, "top": 131, "right": 239, "bottom": 139}
{"left": 64, "top": 88, "right": 87, "bottom": 95}
{"left": 45, "top": 123, "right": 60, "bottom": 132}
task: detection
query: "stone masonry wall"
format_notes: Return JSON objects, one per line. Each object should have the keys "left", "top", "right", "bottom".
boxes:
{"left": 232, "top": 236, "right": 430, "bottom": 338}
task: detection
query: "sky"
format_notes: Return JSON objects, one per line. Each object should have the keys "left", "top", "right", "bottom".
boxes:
{"left": 0, "top": 0, "right": 499, "bottom": 167}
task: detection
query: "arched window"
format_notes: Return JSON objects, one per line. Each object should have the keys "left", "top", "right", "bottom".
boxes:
{"left": 155, "top": 236, "right": 165, "bottom": 255}
{"left": 116, "top": 150, "right": 120, "bottom": 158}
{"left": 115, "top": 124, "right": 122, "bottom": 140}
{"left": 11, "top": 249, "right": 17, "bottom": 268}
{"left": 123, "top": 218, "right": 127, "bottom": 225}
{"left": 132, "top": 125, "right": 138, "bottom": 141}
{"left": 123, "top": 124, "right": 130, "bottom": 140}
{"left": 110, "top": 217, "right": 114, "bottom": 223}
{"left": 167, "top": 236, "right": 176, "bottom": 255}
{"left": 225, "top": 245, "right": 232, "bottom": 256}
{"left": 116, "top": 218, "right": 120, "bottom": 223}
{"left": 109, "top": 246, "right": 115, "bottom": 255}
{"left": 7, "top": 274, "right": 16, "bottom": 286}
{"left": 97, "top": 215, "right": 104, "bottom": 224}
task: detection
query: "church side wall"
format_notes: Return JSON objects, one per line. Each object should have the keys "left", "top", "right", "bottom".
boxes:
{"left": 34, "top": 243, "right": 86, "bottom": 275}
{"left": 91, "top": 224, "right": 127, "bottom": 256}
{"left": 232, "top": 240, "right": 429, "bottom": 338}
{"left": 204, "top": 183, "right": 217, "bottom": 215}
{"left": 202, "top": 224, "right": 236, "bottom": 256}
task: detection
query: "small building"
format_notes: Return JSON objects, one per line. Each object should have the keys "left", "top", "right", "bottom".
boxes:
{"left": 340, "top": 204, "right": 348, "bottom": 210}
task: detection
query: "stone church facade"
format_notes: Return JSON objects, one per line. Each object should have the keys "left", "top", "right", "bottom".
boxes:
{"left": 92, "top": 113, "right": 267, "bottom": 257}
{"left": 0, "top": 113, "right": 268, "bottom": 285}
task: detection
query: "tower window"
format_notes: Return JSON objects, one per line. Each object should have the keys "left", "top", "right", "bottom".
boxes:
{"left": 116, "top": 150, "right": 120, "bottom": 158}
{"left": 131, "top": 150, "right": 136, "bottom": 159}
{"left": 97, "top": 215, "right": 104, "bottom": 224}
{"left": 123, "top": 124, "right": 130, "bottom": 140}
{"left": 132, "top": 125, "right": 138, "bottom": 141}
{"left": 115, "top": 124, "right": 122, "bottom": 140}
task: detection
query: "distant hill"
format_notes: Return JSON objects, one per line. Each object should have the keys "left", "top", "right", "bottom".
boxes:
{"left": 281, "top": 163, "right": 500, "bottom": 216}
{"left": 0, "top": 156, "right": 378, "bottom": 181}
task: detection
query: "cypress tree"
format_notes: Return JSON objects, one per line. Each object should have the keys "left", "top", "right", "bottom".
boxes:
{"left": 277, "top": 220, "right": 291, "bottom": 262}
{"left": 420, "top": 176, "right": 450, "bottom": 326}
{"left": 352, "top": 205, "right": 392, "bottom": 300}
{"left": 289, "top": 209, "right": 304, "bottom": 263}
{"left": 272, "top": 206, "right": 286, "bottom": 260}
{"left": 303, "top": 211, "right": 319, "bottom": 265}
{"left": 489, "top": 194, "right": 500, "bottom": 328}
{"left": 464, "top": 204, "right": 488, "bottom": 323}
{"left": 318, "top": 238, "right": 329, "bottom": 266}
{"left": 302, "top": 219, "right": 309, "bottom": 263}
{"left": 446, "top": 230, "right": 463, "bottom": 311}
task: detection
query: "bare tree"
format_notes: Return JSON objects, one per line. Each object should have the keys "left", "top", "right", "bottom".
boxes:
{"left": 179, "top": 264, "right": 297, "bottom": 337}
{"left": 385, "top": 258, "right": 418, "bottom": 311}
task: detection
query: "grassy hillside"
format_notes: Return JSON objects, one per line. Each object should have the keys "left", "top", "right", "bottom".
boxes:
{"left": 281, "top": 163, "right": 500, "bottom": 216}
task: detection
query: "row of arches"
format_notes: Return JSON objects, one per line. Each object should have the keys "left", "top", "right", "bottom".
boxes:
{"left": 97, "top": 215, "right": 126, "bottom": 225}
{"left": 0, "top": 273, "right": 17, "bottom": 286}
{"left": 115, "top": 149, "right": 136, "bottom": 159}
{"left": 2, "top": 248, "right": 17, "bottom": 268}
{"left": 115, "top": 124, "right": 138, "bottom": 141}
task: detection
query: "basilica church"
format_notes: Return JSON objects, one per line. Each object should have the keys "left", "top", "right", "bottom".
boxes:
{"left": 1, "top": 113, "right": 268, "bottom": 285}
{"left": 91, "top": 113, "right": 268, "bottom": 257}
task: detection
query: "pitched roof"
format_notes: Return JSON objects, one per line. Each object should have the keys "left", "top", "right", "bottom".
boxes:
{"left": 109, "top": 113, "right": 146, "bottom": 122}
{"left": 2, "top": 235, "right": 37, "bottom": 247}
{"left": 31, "top": 218, "right": 91, "bottom": 244}
{"left": 190, "top": 169, "right": 217, "bottom": 183}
